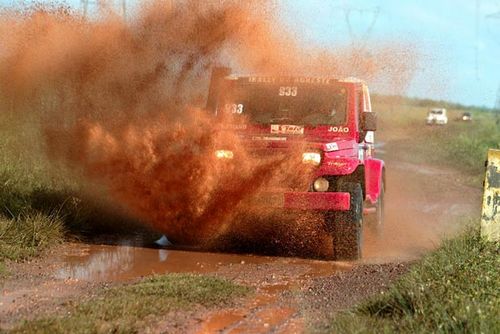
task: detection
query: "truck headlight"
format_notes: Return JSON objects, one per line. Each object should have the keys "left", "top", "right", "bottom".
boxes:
{"left": 313, "top": 177, "right": 329, "bottom": 192}
{"left": 215, "top": 150, "right": 234, "bottom": 159}
{"left": 302, "top": 152, "right": 321, "bottom": 166}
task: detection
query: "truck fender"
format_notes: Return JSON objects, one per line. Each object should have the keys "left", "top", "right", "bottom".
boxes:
{"left": 364, "top": 158, "right": 384, "bottom": 204}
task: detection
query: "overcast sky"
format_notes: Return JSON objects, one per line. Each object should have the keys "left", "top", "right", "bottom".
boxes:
{"left": 1, "top": 0, "right": 499, "bottom": 107}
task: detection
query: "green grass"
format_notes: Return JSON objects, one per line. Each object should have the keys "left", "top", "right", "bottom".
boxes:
{"left": 0, "top": 212, "right": 65, "bottom": 261}
{"left": 12, "top": 274, "right": 251, "bottom": 333}
{"left": 0, "top": 110, "right": 145, "bottom": 276}
{"left": 421, "top": 119, "right": 500, "bottom": 175}
{"left": 0, "top": 212, "right": 65, "bottom": 278}
{"left": 375, "top": 99, "right": 500, "bottom": 184}
{"left": 0, "top": 261, "right": 6, "bottom": 277}
{"left": 323, "top": 230, "right": 500, "bottom": 333}
{"left": 0, "top": 107, "right": 79, "bottom": 219}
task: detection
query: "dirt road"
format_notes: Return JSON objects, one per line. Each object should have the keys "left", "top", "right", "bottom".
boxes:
{"left": 0, "top": 135, "right": 482, "bottom": 332}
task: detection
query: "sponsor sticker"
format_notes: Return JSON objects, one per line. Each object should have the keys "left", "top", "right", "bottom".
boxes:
{"left": 270, "top": 124, "right": 305, "bottom": 135}
{"left": 252, "top": 136, "right": 287, "bottom": 141}
{"left": 327, "top": 161, "right": 347, "bottom": 167}
{"left": 325, "top": 142, "right": 339, "bottom": 151}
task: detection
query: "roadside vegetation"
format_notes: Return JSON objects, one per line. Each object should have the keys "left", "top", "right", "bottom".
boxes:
{"left": 324, "top": 229, "right": 499, "bottom": 333}
{"left": 0, "top": 213, "right": 65, "bottom": 270}
{"left": 0, "top": 111, "right": 146, "bottom": 276}
{"left": 12, "top": 273, "right": 251, "bottom": 333}
{"left": 0, "top": 111, "right": 65, "bottom": 274}
{"left": 374, "top": 96, "right": 500, "bottom": 184}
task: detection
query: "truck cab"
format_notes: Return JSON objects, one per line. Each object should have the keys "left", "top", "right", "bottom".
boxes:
{"left": 206, "top": 68, "right": 385, "bottom": 260}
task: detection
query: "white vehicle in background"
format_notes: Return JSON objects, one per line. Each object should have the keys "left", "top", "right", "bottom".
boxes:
{"left": 426, "top": 108, "right": 448, "bottom": 125}
{"left": 460, "top": 112, "right": 472, "bottom": 121}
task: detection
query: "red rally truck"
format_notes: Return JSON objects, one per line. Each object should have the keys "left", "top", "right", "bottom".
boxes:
{"left": 206, "top": 68, "right": 385, "bottom": 261}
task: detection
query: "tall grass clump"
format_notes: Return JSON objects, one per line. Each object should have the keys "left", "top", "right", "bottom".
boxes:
{"left": 0, "top": 212, "right": 65, "bottom": 263}
{"left": 326, "top": 229, "right": 500, "bottom": 333}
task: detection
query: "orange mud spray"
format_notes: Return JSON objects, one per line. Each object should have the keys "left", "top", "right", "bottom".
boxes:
{"left": 0, "top": 1, "right": 419, "bottom": 256}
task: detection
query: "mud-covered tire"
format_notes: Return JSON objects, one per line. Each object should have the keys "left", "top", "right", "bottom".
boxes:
{"left": 330, "top": 182, "right": 363, "bottom": 261}
{"left": 366, "top": 180, "right": 385, "bottom": 237}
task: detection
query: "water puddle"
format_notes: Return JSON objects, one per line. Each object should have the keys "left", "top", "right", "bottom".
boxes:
{"left": 55, "top": 243, "right": 271, "bottom": 281}
{"left": 196, "top": 291, "right": 301, "bottom": 334}
{"left": 196, "top": 310, "right": 247, "bottom": 333}
{"left": 51, "top": 241, "right": 349, "bottom": 333}
{"left": 54, "top": 242, "right": 349, "bottom": 283}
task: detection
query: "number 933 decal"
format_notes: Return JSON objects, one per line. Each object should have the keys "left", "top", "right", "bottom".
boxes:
{"left": 279, "top": 86, "right": 298, "bottom": 97}
{"left": 224, "top": 103, "right": 244, "bottom": 114}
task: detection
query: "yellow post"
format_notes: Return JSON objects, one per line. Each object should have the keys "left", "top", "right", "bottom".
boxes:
{"left": 481, "top": 149, "right": 500, "bottom": 242}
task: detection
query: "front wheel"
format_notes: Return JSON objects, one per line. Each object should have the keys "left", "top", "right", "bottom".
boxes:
{"left": 328, "top": 182, "right": 363, "bottom": 261}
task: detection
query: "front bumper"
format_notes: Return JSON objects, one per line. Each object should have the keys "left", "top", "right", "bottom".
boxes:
{"left": 255, "top": 192, "right": 351, "bottom": 211}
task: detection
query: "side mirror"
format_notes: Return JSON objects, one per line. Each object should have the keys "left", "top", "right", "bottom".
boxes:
{"left": 362, "top": 112, "right": 377, "bottom": 131}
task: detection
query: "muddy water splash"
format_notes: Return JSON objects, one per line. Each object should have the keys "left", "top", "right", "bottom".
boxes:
{"left": 0, "top": 1, "right": 419, "bottom": 250}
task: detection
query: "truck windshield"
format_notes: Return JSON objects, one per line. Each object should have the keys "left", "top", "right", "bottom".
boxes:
{"left": 217, "top": 82, "right": 348, "bottom": 126}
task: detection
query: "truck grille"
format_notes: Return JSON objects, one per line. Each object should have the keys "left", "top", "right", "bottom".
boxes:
{"left": 247, "top": 148, "right": 311, "bottom": 192}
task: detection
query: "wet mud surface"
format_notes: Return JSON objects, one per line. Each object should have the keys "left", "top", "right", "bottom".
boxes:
{"left": 54, "top": 244, "right": 350, "bottom": 284}
{"left": 0, "top": 139, "right": 482, "bottom": 332}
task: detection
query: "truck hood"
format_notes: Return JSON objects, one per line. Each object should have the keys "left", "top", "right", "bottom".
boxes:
{"left": 215, "top": 122, "right": 360, "bottom": 158}
{"left": 235, "top": 133, "right": 361, "bottom": 176}
{"left": 217, "top": 132, "right": 357, "bottom": 159}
